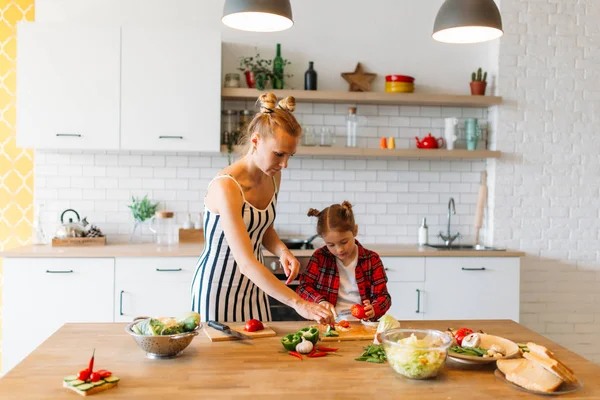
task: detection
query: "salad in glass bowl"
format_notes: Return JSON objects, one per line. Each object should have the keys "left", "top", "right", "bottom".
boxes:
{"left": 381, "top": 329, "right": 451, "bottom": 379}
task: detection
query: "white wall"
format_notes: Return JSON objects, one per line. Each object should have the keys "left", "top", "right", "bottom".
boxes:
{"left": 495, "top": 0, "right": 600, "bottom": 363}
{"left": 35, "top": 0, "right": 498, "bottom": 94}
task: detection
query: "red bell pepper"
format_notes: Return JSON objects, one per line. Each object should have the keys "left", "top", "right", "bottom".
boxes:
{"left": 454, "top": 328, "right": 474, "bottom": 346}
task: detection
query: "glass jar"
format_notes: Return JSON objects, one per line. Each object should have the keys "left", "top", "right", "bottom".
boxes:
{"left": 239, "top": 110, "right": 253, "bottom": 131}
{"left": 302, "top": 126, "right": 317, "bottom": 146}
{"left": 222, "top": 110, "right": 239, "bottom": 144}
{"left": 224, "top": 73, "right": 241, "bottom": 88}
{"left": 148, "top": 211, "right": 176, "bottom": 246}
{"left": 320, "top": 127, "right": 334, "bottom": 146}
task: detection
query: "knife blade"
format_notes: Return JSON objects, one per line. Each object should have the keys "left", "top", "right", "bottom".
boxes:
{"left": 335, "top": 310, "right": 352, "bottom": 323}
{"left": 208, "top": 321, "right": 253, "bottom": 340}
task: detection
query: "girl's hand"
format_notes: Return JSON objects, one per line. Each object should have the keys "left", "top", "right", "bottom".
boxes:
{"left": 363, "top": 300, "right": 376, "bottom": 319}
{"left": 280, "top": 249, "right": 301, "bottom": 284}
{"left": 296, "top": 300, "right": 335, "bottom": 325}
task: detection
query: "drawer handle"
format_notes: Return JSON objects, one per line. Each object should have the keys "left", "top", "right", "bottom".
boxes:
{"left": 416, "top": 289, "right": 421, "bottom": 313}
{"left": 156, "top": 268, "right": 182, "bottom": 272}
{"left": 56, "top": 133, "right": 81, "bottom": 137}
{"left": 462, "top": 267, "right": 486, "bottom": 271}
{"left": 46, "top": 269, "right": 73, "bottom": 273}
{"left": 119, "top": 290, "right": 125, "bottom": 316}
{"left": 158, "top": 135, "right": 183, "bottom": 139}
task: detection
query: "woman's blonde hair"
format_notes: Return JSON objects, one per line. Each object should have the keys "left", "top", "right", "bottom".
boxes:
{"left": 307, "top": 201, "right": 356, "bottom": 236}
{"left": 238, "top": 92, "right": 301, "bottom": 153}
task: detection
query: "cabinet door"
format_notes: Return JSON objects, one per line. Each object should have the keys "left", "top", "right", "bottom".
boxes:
{"left": 120, "top": 26, "right": 221, "bottom": 152}
{"left": 114, "top": 257, "right": 197, "bottom": 322}
{"left": 16, "top": 22, "right": 120, "bottom": 149}
{"left": 423, "top": 257, "right": 520, "bottom": 321}
{"left": 387, "top": 282, "right": 425, "bottom": 321}
{"left": 2, "top": 258, "right": 114, "bottom": 375}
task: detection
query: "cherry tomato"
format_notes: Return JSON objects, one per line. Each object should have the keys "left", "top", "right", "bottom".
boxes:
{"left": 90, "top": 372, "right": 101, "bottom": 382}
{"left": 96, "top": 369, "right": 112, "bottom": 378}
{"left": 77, "top": 369, "right": 90, "bottom": 381}
{"left": 244, "top": 319, "right": 264, "bottom": 332}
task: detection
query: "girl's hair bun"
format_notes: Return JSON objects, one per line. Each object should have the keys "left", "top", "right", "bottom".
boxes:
{"left": 259, "top": 92, "right": 277, "bottom": 114}
{"left": 278, "top": 96, "right": 296, "bottom": 113}
{"left": 307, "top": 208, "right": 321, "bottom": 217}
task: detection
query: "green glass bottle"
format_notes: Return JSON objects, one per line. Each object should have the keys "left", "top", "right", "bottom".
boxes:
{"left": 273, "top": 43, "right": 284, "bottom": 89}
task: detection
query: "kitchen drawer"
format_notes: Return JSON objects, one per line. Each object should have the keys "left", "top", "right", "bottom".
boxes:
{"left": 423, "top": 257, "right": 520, "bottom": 321}
{"left": 380, "top": 257, "right": 425, "bottom": 282}
{"left": 2, "top": 258, "right": 115, "bottom": 375}
{"left": 114, "top": 257, "right": 197, "bottom": 322}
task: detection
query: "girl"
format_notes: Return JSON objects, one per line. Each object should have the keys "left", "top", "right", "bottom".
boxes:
{"left": 191, "top": 93, "right": 334, "bottom": 325}
{"left": 297, "top": 201, "right": 391, "bottom": 321}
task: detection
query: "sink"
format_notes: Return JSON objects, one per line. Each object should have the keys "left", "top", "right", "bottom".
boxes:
{"left": 425, "top": 244, "right": 506, "bottom": 251}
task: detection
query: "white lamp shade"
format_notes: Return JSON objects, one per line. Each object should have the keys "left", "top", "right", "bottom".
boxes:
{"left": 222, "top": 0, "right": 294, "bottom": 32}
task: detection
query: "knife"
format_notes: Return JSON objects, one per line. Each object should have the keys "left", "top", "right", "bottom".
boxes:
{"left": 208, "top": 321, "right": 254, "bottom": 340}
{"left": 335, "top": 310, "right": 352, "bottom": 323}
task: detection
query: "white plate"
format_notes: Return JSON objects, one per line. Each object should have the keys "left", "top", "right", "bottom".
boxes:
{"left": 448, "top": 334, "right": 520, "bottom": 365}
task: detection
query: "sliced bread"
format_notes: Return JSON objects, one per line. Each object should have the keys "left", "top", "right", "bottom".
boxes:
{"left": 527, "top": 342, "right": 574, "bottom": 373}
{"left": 497, "top": 358, "right": 526, "bottom": 375}
{"left": 524, "top": 351, "right": 579, "bottom": 385}
{"left": 505, "top": 359, "right": 564, "bottom": 393}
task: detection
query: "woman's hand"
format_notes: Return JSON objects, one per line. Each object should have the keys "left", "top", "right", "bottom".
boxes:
{"left": 280, "top": 249, "right": 300, "bottom": 284}
{"left": 319, "top": 301, "right": 337, "bottom": 319}
{"left": 363, "top": 300, "right": 376, "bottom": 320}
{"left": 295, "top": 300, "right": 335, "bottom": 325}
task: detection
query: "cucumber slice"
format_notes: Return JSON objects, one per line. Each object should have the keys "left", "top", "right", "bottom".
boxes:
{"left": 63, "top": 375, "right": 78, "bottom": 382}
{"left": 68, "top": 380, "right": 86, "bottom": 387}
{"left": 77, "top": 383, "right": 94, "bottom": 391}
{"left": 92, "top": 380, "right": 105, "bottom": 387}
{"left": 104, "top": 376, "right": 120, "bottom": 384}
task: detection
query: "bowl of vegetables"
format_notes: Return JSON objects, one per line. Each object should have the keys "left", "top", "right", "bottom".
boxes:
{"left": 381, "top": 328, "right": 451, "bottom": 380}
{"left": 125, "top": 312, "right": 201, "bottom": 359}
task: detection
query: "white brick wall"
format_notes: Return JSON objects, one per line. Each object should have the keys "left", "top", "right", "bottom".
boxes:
{"left": 495, "top": 0, "right": 600, "bottom": 363}
{"left": 35, "top": 102, "right": 490, "bottom": 246}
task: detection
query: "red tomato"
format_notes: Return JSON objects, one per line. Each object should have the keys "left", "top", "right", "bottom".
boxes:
{"left": 90, "top": 372, "right": 101, "bottom": 382}
{"left": 96, "top": 370, "right": 112, "bottom": 378}
{"left": 351, "top": 304, "right": 366, "bottom": 320}
{"left": 338, "top": 320, "right": 350, "bottom": 328}
{"left": 77, "top": 369, "right": 90, "bottom": 381}
{"left": 244, "top": 319, "right": 264, "bottom": 332}
{"left": 454, "top": 328, "right": 474, "bottom": 346}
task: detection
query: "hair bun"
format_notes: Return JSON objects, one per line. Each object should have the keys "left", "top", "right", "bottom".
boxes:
{"left": 258, "top": 92, "right": 277, "bottom": 114}
{"left": 307, "top": 208, "right": 321, "bottom": 217}
{"left": 278, "top": 96, "right": 296, "bottom": 113}
{"left": 341, "top": 201, "right": 353, "bottom": 212}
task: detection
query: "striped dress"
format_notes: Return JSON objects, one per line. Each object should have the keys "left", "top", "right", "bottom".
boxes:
{"left": 191, "top": 174, "right": 275, "bottom": 322}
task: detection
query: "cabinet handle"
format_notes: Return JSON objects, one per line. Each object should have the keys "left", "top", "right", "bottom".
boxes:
{"left": 56, "top": 133, "right": 81, "bottom": 137}
{"left": 416, "top": 289, "right": 421, "bottom": 313}
{"left": 119, "top": 290, "right": 125, "bottom": 316}
{"left": 158, "top": 135, "right": 183, "bottom": 139}
{"left": 384, "top": 268, "right": 395, "bottom": 272}
{"left": 45, "top": 269, "right": 73, "bottom": 273}
{"left": 461, "top": 267, "right": 486, "bottom": 271}
{"left": 156, "top": 268, "right": 182, "bottom": 272}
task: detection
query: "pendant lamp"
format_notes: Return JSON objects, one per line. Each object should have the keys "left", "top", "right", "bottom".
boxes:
{"left": 222, "top": 0, "right": 294, "bottom": 32}
{"left": 433, "top": 0, "right": 503, "bottom": 44}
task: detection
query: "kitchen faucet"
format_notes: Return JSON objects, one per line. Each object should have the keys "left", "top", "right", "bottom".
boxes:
{"left": 439, "top": 197, "right": 460, "bottom": 246}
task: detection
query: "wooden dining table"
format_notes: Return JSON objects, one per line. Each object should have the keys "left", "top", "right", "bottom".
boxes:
{"left": 0, "top": 320, "right": 599, "bottom": 399}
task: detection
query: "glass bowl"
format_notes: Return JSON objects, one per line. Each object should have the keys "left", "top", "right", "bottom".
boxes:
{"left": 381, "top": 328, "right": 451, "bottom": 380}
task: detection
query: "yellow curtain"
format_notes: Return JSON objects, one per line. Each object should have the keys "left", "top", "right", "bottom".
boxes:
{"left": 0, "top": 0, "right": 35, "bottom": 374}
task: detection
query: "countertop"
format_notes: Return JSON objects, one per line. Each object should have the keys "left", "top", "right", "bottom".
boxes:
{"left": 0, "top": 320, "right": 597, "bottom": 399}
{"left": 0, "top": 243, "right": 525, "bottom": 258}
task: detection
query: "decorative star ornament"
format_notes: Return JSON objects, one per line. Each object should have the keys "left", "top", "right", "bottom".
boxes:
{"left": 341, "top": 63, "right": 377, "bottom": 92}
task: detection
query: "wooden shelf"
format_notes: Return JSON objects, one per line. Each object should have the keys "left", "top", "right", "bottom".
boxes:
{"left": 221, "top": 145, "right": 500, "bottom": 159}
{"left": 222, "top": 88, "right": 502, "bottom": 108}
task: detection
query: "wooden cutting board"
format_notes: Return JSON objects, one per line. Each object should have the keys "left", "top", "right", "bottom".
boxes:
{"left": 203, "top": 323, "right": 277, "bottom": 342}
{"left": 320, "top": 322, "right": 377, "bottom": 342}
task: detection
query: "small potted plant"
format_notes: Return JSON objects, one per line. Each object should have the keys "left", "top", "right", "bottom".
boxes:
{"left": 128, "top": 194, "right": 159, "bottom": 242}
{"left": 238, "top": 49, "right": 293, "bottom": 90}
{"left": 470, "top": 67, "right": 487, "bottom": 96}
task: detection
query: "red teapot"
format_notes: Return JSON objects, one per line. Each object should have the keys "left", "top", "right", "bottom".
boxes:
{"left": 415, "top": 133, "right": 445, "bottom": 149}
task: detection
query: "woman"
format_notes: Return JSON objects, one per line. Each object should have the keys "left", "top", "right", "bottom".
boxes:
{"left": 191, "top": 93, "right": 334, "bottom": 325}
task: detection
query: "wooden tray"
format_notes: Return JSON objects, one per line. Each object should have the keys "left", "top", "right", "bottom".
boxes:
{"left": 52, "top": 237, "right": 106, "bottom": 247}
{"left": 179, "top": 228, "right": 203, "bottom": 243}
{"left": 203, "top": 323, "right": 277, "bottom": 342}
{"left": 319, "top": 322, "right": 377, "bottom": 342}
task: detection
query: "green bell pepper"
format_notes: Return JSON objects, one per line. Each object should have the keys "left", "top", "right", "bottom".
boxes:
{"left": 281, "top": 333, "right": 303, "bottom": 351}
{"left": 298, "top": 327, "right": 320, "bottom": 344}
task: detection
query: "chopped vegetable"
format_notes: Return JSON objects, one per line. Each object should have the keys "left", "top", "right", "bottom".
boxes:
{"left": 337, "top": 320, "right": 350, "bottom": 329}
{"left": 90, "top": 372, "right": 101, "bottom": 382}
{"left": 244, "top": 319, "right": 264, "bottom": 332}
{"left": 176, "top": 312, "right": 201, "bottom": 332}
{"left": 96, "top": 370, "right": 112, "bottom": 378}
{"left": 281, "top": 333, "right": 303, "bottom": 351}
{"left": 77, "top": 369, "right": 90, "bottom": 381}
{"left": 323, "top": 325, "right": 340, "bottom": 337}
{"left": 385, "top": 334, "right": 446, "bottom": 379}
{"left": 298, "top": 327, "right": 319, "bottom": 344}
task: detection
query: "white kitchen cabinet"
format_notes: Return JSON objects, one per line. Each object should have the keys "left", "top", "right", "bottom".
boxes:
{"left": 2, "top": 258, "right": 114, "bottom": 375}
{"left": 16, "top": 22, "right": 120, "bottom": 150}
{"left": 422, "top": 257, "right": 520, "bottom": 322}
{"left": 120, "top": 26, "right": 221, "bottom": 152}
{"left": 114, "top": 257, "right": 197, "bottom": 322}
{"left": 381, "top": 258, "right": 426, "bottom": 320}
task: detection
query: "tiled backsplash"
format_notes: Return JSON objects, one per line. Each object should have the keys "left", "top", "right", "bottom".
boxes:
{"left": 34, "top": 102, "right": 490, "bottom": 245}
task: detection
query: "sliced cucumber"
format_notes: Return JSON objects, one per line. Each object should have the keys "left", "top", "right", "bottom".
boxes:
{"left": 92, "top": 380, "right": 106, "bottom": 387}
{"left": 104, "top": 376, "right": 120, "bottom": 384}
{"left": 63, "top": 375, "right": 78, "bottom": 382}
{"left": 68, "top": 380, "right": 86, "bottom": 387}
{"left": 77, "top": 383, "right": 94, "bottom": 392}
